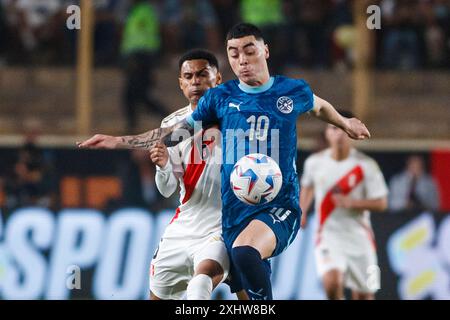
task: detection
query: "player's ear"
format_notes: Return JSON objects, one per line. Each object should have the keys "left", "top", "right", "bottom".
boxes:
{"left": 216, "top": 72, "right": 222, "bottom": 85}
{"left": 264, "top": 44, "right": 270, "bottom": 60}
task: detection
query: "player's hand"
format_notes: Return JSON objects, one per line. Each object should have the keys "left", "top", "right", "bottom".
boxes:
{"left": 301, "top": 213, "right": 308, "bottom": 229}
{"left": 332, "top": 194, "right": 353, "bottom": 209}
{"left": 77, "top": 134, "right": 122, "bottom": 149}
{"left": 150, "top": 142, "right": 169, "bottom": 168}
{"left": 344, "top": 118, "right": 371, "bottom": 140}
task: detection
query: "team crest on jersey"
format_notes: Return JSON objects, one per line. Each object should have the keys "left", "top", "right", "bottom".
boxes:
{"left": 277, "top": 96, "right": 294, "bottom": 114}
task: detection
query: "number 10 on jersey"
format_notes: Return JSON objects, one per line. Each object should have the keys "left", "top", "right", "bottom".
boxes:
{"left": 247, "top": 115, "right": 269, "bottom": 141}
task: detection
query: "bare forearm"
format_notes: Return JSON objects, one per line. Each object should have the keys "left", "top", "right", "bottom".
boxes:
{"left": 311, "top": 95, "right": 349, "bottom": 131}
{"left": 119, "top": 128, "right": 163, "bottom": 150}
{"left": 119, "top": 119, "right": 194, "bottom": 150}
{"left": 300, "top": 186, "right": 315, "bottom": 214}
{"left": 349, "top": 198, "right": 387, "bottom": 212}
{"left": 310, "top": 95, "right": 370, "bottom": 140}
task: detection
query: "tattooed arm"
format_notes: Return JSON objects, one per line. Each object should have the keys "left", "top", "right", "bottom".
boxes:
{"left": 77, "top": 119, "right": 194, "bottom": 150}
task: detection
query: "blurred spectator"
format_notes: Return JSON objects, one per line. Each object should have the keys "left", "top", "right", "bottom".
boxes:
{"left": 121, "top": 0, "right": 166, "bottom": 131}
{"left": 380, "top": 0, "right": 425, "bottom": 69}
{"left": 422, "top": 0, "right": 450, "bottom": 68}
{"left": 1, "top": 0, "right": 66, "bottom": 64}
{"left": 117, "top": 149, "right": 168, "bottom": 211}
{"left": 285, "top": 0, "right": 333, "bottom": 69}
{"left": 59, "top": 0, "right": 129, "bottom": 65}
{"left": 3, "top": 141, "right": 57, "bottom": 210}
{"left": 329, "top": 0, "right": 354, "bottom": 70}
{"left": 239, "top": 0, "right": 288, "bottom": 73}
{"left": 389, "top": 155, "right": 440, "bottom": 212}
{"left": 161, "top": 0, "right": 221, "bottom": 54}
{"left": 93, "top": 0, "right": 122, "bottom": 66}
{"left": 211, "top": 0, "right": 239, "bottom": 40}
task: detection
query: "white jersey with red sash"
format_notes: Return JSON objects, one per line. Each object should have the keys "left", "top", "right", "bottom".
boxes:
{"left": 150, "top": 106, "right": 228, "bottom": 300}
{"left": 157, "top": 105, "right": 222, "bottom": 240}
{"left": 301, "top": 148, "right": 388, "bottom": 254}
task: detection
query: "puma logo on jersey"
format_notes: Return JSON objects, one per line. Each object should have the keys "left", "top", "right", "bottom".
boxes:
{"left": 228, "top": 102, "right": 242, "bottom": 111}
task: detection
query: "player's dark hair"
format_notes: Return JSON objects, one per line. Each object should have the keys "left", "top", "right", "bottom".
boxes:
{"left": 338, "top": 110, "right": 355, "bottom": 119}
{"left": 226, "top": 23, "right": 264, "bottom": 43}
{"left": 178, "top": 49, "right": 219, "bottom": 71}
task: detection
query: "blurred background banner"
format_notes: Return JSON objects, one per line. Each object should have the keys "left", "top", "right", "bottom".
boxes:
{"left": 0, "top": 0, "right": 449, "bottom": 300}
{"left": 0, "top": 204, "right": 449, "bottom": 300}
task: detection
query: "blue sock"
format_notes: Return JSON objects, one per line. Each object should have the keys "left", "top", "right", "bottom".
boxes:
{"left": 231, "top": 246, "right": 273, "bottom": 300}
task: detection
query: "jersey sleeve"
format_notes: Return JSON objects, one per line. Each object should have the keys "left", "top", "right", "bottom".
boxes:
{"left": 186, "top": 89, "right": 218, "bottom": 127}
{"left": 155, "top": 146, "right": 183, "bottom": 198}
{"left": 155, "top": 161, "right": 178, "bottom": 198}
{"left": 300, "top": 156, "right": 316, "bottom": 187}
{"left": 364, "top": 159, "right": 389, "bottom": 199}
{"left": 295, "top": 79, "right": 315, "bottom": 115}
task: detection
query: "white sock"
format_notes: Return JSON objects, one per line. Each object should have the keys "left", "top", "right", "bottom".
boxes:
{"left": 186, "top": 274, "right": 213, "bottom": 300}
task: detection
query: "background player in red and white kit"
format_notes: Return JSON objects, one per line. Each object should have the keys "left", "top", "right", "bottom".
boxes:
{"left": 300, "top": 110, "right": 388, "bottom": 300}
{"left": 148, "top": 49, "right": 245, "bottom": 300}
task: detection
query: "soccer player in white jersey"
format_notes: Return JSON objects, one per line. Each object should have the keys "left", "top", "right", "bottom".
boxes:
{"left": 148, "top": 49, "right": 245, "bottom": 300}
{"left": 300, "top": 110, "right": 388, "bottom": 300}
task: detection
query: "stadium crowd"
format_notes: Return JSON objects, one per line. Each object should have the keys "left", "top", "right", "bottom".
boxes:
{"left": 0, "top": 0, "right": 448, "bottom": 70}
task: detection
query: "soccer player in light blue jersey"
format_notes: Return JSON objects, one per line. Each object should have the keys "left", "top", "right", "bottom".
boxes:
{"left": 79, "top": 23, "right": 371, "bottom": 300}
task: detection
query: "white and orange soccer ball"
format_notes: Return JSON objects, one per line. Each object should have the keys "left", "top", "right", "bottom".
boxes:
{"left": 230, "top": 153, "right": 283, "bottom": 205}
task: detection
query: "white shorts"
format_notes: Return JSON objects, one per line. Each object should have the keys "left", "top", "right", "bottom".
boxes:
{"left": 314, "top": 239, "right": 379, "bottom": 294}
{"left": 149, "top": 232, "right": 230, "bottom": 300}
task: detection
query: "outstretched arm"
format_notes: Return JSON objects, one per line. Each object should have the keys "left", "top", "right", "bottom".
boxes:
{"left": 310, "top": 95, "right": 371, "bottom": 140}
{"left": 77, "top": 119, "right": 194, "bottom": 150}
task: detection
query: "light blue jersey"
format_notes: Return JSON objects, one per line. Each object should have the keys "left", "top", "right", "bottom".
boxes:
{"left": 187, "top": 75, "right": 314, "bottom": 231}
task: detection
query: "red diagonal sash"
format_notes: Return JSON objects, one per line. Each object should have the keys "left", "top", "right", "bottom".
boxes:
{"left": 170, "top": 129, "right": 214, "bottom": 224}
{"left": 316, "top": 165, "right": 364, "bottom": 244}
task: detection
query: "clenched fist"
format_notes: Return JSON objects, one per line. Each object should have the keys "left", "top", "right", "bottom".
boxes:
{"left": 344, "top": 118, "right": 371, "bottom": 140}
{"left": 150, "top": 142, "right": 169, "bottom": 168}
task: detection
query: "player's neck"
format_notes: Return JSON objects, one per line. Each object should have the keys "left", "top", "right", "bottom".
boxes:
{"left": 190, "top": 102, "right": 197, "bottom": 111}
{"left": 238, "top": 76, "right": 274, "bottom": 94}
{"left": 331, "top": 146, "right": 351, "bottom": 161}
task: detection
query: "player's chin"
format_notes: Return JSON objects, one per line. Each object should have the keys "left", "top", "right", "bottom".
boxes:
{"left": 189, "top": 93, "right": 202, "bottom": 103}
{"left": 239, "top": 72, "right": 254, "bottom": 81}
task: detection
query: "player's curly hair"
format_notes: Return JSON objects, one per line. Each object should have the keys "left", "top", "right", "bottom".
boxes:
{"left": 178, "top": 49, "right": 219, "bottom": 71}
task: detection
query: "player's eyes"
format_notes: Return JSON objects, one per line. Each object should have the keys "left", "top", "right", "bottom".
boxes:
{"left": 245, "top": 51, "right": 255, "bottom": 55}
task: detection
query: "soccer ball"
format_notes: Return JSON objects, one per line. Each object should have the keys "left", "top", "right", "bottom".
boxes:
{"left": 230, "top": 153, "right": 282, "bottom": 205}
